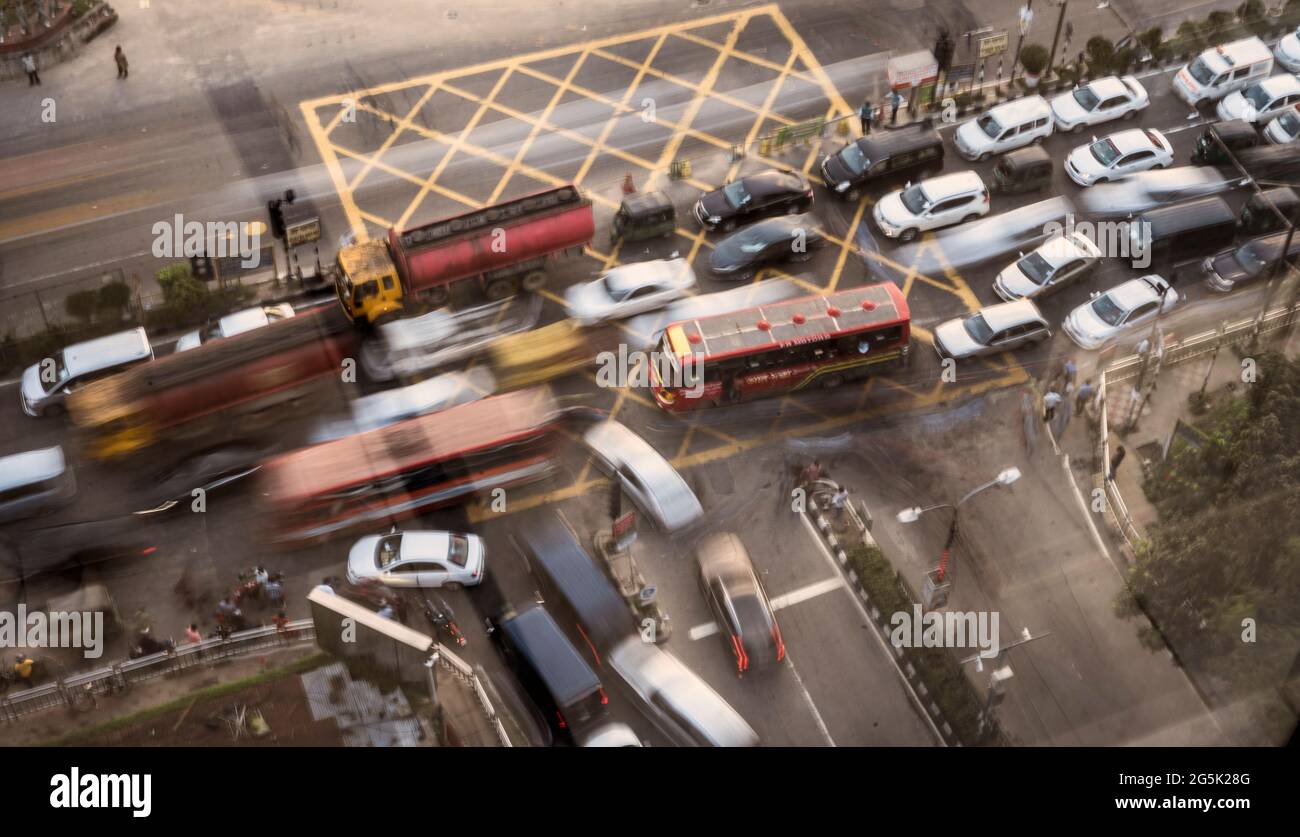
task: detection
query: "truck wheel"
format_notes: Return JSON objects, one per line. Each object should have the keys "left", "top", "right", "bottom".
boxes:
{"left": 521, "top": 271, "right": 548, "bottom": 292}
{"left": 486, "top": 279, "right": 515, "bottom": 300}
{"left": 424, "top": 287, "right": 449, "bottom": 308}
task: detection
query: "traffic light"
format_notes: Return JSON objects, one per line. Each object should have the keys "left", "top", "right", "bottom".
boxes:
{"left": 934, "top": 30, "right": 955, "bottom": 74}
{"left": 268, "top": 199, "right": 286, "bottom": 240}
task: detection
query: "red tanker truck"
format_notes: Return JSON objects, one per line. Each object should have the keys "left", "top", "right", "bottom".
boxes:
{"left": 334, "top": 184, "right": 594, "bottom": 325}
{"left": 67, "top": 306, "right": 358, "bottom": 462}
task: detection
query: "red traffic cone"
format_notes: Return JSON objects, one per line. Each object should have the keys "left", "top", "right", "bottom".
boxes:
{"left": 622, "top": 172, "right": 636, "bottom": 194}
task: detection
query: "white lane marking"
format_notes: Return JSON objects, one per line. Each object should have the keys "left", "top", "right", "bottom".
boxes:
{"left": 687, "top": 575, "right": 845, "bottom": 640}
{"left": 786, "top": 649, "right": 836, "bottom": 747}
{"left": 797, "top": 511, "right": 946, "bottom": 746}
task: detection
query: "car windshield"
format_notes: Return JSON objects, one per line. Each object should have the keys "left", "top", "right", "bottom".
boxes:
{"left": 1091, "top": 138, "right": 1122, "bottom": 167}
{"left": 601, "top": 275, "right": 635, "bottom": 302}
{"left": 376, "top": 534, "right": 402, "bottom": 568}
{"left": 723, "top": 181, "right": 752, "bottom": 209}
{"left": 976, "top": 113, "right": 1002, "bottom": 138}
{"left": 963, "top": 313, "right": 995, "bottom": 345}
{"left": 1235, "top": 241, "right": 1273, "bottom": 274}
{"left": 1244, "top": 84, "right": 1272, "bottom": 110}
{"left": 1017, "top": 252, "right": 1055, "bottom": 285}
{"left": 840, "top": 141, "right": 868, "bottom": 175}
{"left": 1277, "top": 110, "right": 1300, "bottom": 136}
{"left": 1187, "top": 56, "right": 1215, "bottom": 86}
{"left": 714, "top": 226, "right": 774, "bottom": 263}
{"left": 899, "top": 183, "right": 929, "bottom": 215}
{"left": 1073, "top": 86, "right": 1101, "bottom": 111}
{"left": 42, "top": 351, "right": 70, "bottom": 393}
{"left": 448, "top": 535, "right": 470, "bottom": 567}
{"left": 1090, "top": 293, "right": 1127, "bottom": 326}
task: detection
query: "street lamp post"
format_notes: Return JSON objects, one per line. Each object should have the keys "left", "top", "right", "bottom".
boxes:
{"left": 896, "top": 467, "right": 1022, "bottom": 584}
{"left": 1047, "top": 0, "right": 1069, "bottom": 80}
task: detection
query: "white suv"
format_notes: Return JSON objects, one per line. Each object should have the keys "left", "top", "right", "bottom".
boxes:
{"left": 873, "top": 171, "right": 990, "bottom": 242}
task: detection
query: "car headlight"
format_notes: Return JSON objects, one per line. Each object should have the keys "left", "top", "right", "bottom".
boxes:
{"left": 836, "top": 181, "right": 850, "bottom": 193}
{"left": 708, "top": 215, "right": 721, "bottom": 224}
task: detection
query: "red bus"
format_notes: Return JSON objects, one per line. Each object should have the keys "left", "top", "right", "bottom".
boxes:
{"left": 650, "top": 283, "right": 910, "bottom": 411}
{"left": 261, "top": 387, "right": 559, "bottom": 544}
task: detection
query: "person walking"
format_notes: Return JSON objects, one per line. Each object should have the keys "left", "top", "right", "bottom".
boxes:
{"left": 889, "top": 90, "right": 904, "bottom": 124}
{"left": 114, "top": 45, "right": 129, "bottom": 79}
{"left": 185, "top": 623, "right": 202, "bottom": 645}
{"left": 859, "top": 99, "right": 873, "bottom": 134}
{"left": 1063, "top": 358, "right": 1078, "bottom": 386}
{"left": 22, "top": 53, "right": 40, "bottom": 86}
{"left": 1042, "top": 389, "right": 1062, "bottom": 422}
{"left": 1108, "top": 445, "right": 1127, "bottom": 481}
{"left": 830, "top": 485, "right": 851, "bottom": 525}
{"left": 1075, "top": 379, "right": 1096, "bottom": 415}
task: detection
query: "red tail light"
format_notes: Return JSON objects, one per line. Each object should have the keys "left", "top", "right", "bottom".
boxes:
{"left": 556, "top": 711, "right": 568, "bottom": 729}
{"left": 773, "top": 626, "right": 786, "bottom": 662}
{"left": 731, "top": 634, "right": 749, "bottom": 672}
{"left": 599, "top": 688, "right": 609, "bottom": 706}
{"left": 141, "top": 547, "right": 157, "bottom": 556}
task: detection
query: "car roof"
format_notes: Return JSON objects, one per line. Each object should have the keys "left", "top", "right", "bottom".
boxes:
{"left": 743, "top": 169, "right": 806, "bottom": 197}
{"left": 397, "top": 531, "right": 453, "bottom": 561}
{"left": 500, "top": 605, "right": 602, "bottom": 707}
{"left": 856, "top": 124, "right": 943, "bottom": 158}
{"left": 1110, "top": 275, "right": 1169, "bottom": 308}
{"left": 583, "top": 422, "right": 691, "bottom": 491}
{"left": 921, "top": 171, "right": 984, "bottom": 199}
{"left": 602, "top": 258, "right": 693, "bottom": 293}
{"left": 696, "top": 532, "right": 754, "bottom": 580}
{"left": 63, "top": 328, "right": 151, "bottom": 378}
{"left": 989, "top": 95, "right": 1050, "bottom": 122}
{"left": 1255, "top": 73, "right": 1300, "bottom": 95}
{"left": 620, "top": 190, "right": 673, "bottom": 215}
{"left": 218, "top": 307, "right": 273, "bottom": 337}
{"left": 1086, "top": 76, "right": 1129, "bottom": 99}
{"left": 1140, "top": 196, "right": 1235, "bottom": 235}
{"left": 979, "top": 299, "right": 1046, "bottom": 331}
{"left": 1200, "top": 37, "right": 1271, "bottom": 71}
{"left": 1105, "top": 128, "right": 1162, "bottom": 154}
{"left": 0, "top": 447, "right": 66, "bottom": 492}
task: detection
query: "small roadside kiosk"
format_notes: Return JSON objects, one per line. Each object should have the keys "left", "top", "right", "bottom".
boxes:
{"left": 886, "top": 50, "right": 939, "bottom": 115}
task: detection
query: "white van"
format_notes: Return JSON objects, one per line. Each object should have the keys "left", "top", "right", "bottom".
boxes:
{"left": 609, "top": 637, "right": 759, "bottom": 747}
{"left": 20, "top": 327, "right": 153, "bottom": 417}
{"left": 0, "top": 446, "right": 76, "bottom": 524}
{"left": 953, "top": 96, "right": 1054, "bottom": 162}
{"left": 1174, "top": 37, "right": 1274, "bottom": 106}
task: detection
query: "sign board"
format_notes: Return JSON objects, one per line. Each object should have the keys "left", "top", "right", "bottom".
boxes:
{"left": 285, "top": 216, "right": 321, "bottom": 248}
{"left": 978, "top": 32, "right": 1009, "bottom": 58}
{"left": 612, "top": 511, "right": 637, "bottom": 551}
{"left": 887, "top": 50, "right": 939, "bottom": 89}
{"left": 946, "top": 61, "right": 976, "bottom": 82}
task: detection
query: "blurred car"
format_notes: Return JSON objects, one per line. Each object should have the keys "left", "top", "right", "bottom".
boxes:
{"left": 579, "top": 420, "right": 703, "bottom": 533}
{"left": 1063, "top": 274, "right": 1179, "bottom": 349}
{"left": 308, "top": 368, "right": 496, "bottom": 443}
{"left": 174, "top": 304, "right": 295, "bottom": 352}
{"left": 933, "top": 299, "right": 1052, "bottom": 360}
{"left": 346, "top": 530, "right": 485, "bottom": 590}
{"left": 1264, "top": 108, "right": 1300, "bottom": 144}
{"left": 1216, "top": 74, "right": 1300, "bottom": 124}
{"left": 1065, "top": 128, "right": 1173, "bottom": 186}
{"left": 0, "top": 515, "right": 160, "bottom": 584}
{"left": 1050, "top": 75, "right": 1149, "bottom": 132}
{"left": 891, "top": 196, "right": 1074, "bottom": 273}
{"left": 563, "top": 258, "right": 696, "bottom": 324}
{"left": 580, "top": 722, "right": 644, "bottom": 747}
{"left": 696, "top": 532, "right": 783, "bottom": 674}
{"left": 1202, "top": 231, "right": 1300, "bottom": 293}
{"left": 1078, "top": 167, "right": 1247, "bottom": 219}
{"left": 1275, "top": 26, "right": 1300, "bottom": 73}
{"left": 693, "top": 170, "right": 813, "bottom": 232}
{"left": 708, "top": 214, "right": 825, "bottom": 277}
{"left": 133, "top": 443, "right": 270, "bottom": 515}
{"left": 993, "top": 232, "right": 1103, "bottom": 300}
{"left": 872, "top": 171, "right": 989, "bottom": 241}
{"left": 0, "top": 446, "right": 76, "bottom": 525}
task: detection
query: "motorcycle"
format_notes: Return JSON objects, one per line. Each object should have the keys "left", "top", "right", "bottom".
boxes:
{"left": 129, "top": 629, "right": 176, "bottom": 659}
{"left": 235, "top": 568, "right": 284, "bottom": 607}
{"left": 422, "top": 593, "right": 466, "bottom": 647}
{"left": 0, "top": 656, "right": 47, "bottom": 693}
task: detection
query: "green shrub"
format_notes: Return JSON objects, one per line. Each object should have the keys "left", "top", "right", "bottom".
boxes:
{"left": 1019, "top": 43, "right": 1049, "bottom": 75}
{"left": 64, "top": 289, "right": 100, "bottom": 323}
{"left": 156, "top": 262, "right": 208, "bottom": 310}
{"left": 97, "top": 281, "right": 133, "bottom": 318}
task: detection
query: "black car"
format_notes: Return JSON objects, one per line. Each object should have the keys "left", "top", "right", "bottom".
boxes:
{"left": 133, "top": 443, "right": 272, "bottom": 515}
{"left": 0, "top": 515, "right": 161, "bottom": 585}
{"left": 820, "top": 123, "right": 944, "bottom": 200}
{"left": 693, "top": 170, "right": 812, "bottom": 232}
{"left": 708, "top": 214, "right": 826, "bottom": 278}
{"left": 1203, "top": 231, "right": 1300, "bottom": 293}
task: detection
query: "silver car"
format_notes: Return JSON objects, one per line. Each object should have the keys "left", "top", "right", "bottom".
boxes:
{"left": 993, "top": 232, "right": 1103, "bottom": 301}
{"left": 934, "top": 299, "right": 1052, "bottom": 360}
{"left": 579, "top": 420, "right": 703, "bottom": 533}
{"left": 564, "top": 258, "right": 696, "bottom": 325}
{"left": 174, "top": 304, "right": 295, "bottom": 352}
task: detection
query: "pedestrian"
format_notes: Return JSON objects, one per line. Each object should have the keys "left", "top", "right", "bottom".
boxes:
{"left": 1042, "top": 389, "right": 1062, "bottom": 422}
{"left": 253, "top": 566, "right": 269, "bottom": 589}
{"left": 185, "top": 623, "right": 202, "bottom": 645}
{"left": 1136, "top": 337, "right": 1151, "bottom": 358}
{"left": 799, "top": 459, "right": 822, "bottom": 488}
{"left": 264, "top": 577, "right": 284, "bottom": 608}
{"left": 1064, "top": 359, "right": 1078, "bottom": 386}
{"left": 889, "top": 90, "right": 904, "bottom": 124}
{"left": 1075, "top": 379, "right": 1096, "bottom": 414}
{"left": 22, "top": 53, "right": 40, "bottom": 86}
{"left": 272, "top": 611, "right": 290, "bottom": 632}
{"left": 859, "top": 99, "right": 873, "bottom": 134}
{"left": 114, "top": 45, "right": 128, "bottom": 79}
{"left": 1108, "top": 445, "right": 1127, "bottom": 480}
{"left": 830, "top": 485, "right": 851, "bottom": 523}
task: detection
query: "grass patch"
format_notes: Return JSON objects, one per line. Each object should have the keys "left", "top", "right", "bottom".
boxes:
{"left": 843, "top": 543, "right": 1006, "bottom": 745}
{"left": 42, "top": 652, "right": 329, "bottom": 747}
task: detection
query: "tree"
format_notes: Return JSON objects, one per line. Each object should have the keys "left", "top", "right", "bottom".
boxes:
{"left": 1019, "top": 43, "right": 1049, "bottom": 76}
{"left": 156, "top": 262, "right": 208, "bottom": 310}
{"left": 1085, "top": 36, "right": 1115, "bottom": 76}
{"left": 1123, "top": 352, "right": 1300, "bottom": 695}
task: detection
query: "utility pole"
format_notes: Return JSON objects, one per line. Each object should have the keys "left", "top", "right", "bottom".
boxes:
{"left": 1047, "top": 0, "right": 1069, "bottom": 80}
{"left": 1012, "top": 1, "right": 1035, "bottom": 83}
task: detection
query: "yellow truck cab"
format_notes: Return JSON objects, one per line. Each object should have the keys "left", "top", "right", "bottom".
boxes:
{"left": 336, "top": 241, "right": 403, "bottom": 326}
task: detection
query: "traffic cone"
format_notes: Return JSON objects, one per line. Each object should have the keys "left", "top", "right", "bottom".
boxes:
{"left": 622, "top": 173, "right": 636, "bottom": 194}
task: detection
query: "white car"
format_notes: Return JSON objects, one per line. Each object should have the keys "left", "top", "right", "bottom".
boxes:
{"left": 1065, "top": 128, "right": 1173, "bottom": 187}
{"left": 580, "top": 420, "right": 703, "bottom": 533}
{"left": 1275, "top": 27, "right": 1300, "bottom": 73}
{"left": 1264, "top": 108, "right": 1300, "bottom": 144}
{"left": 993, "top": 232, "right": 1103, "bottom": 301}
{"left": 564, "top": 258, "right": 696, "bottom": 325}
{"left": 1050, "top": 76, "right": 1149, "bottom": 132}
{"left": 1078, "top": 166, "right": 1247, "bottom": 219}
{"left": 1217, "top": 74, "right": 1300, "bottom": 124}
{"left": 933, "top": 299, "right": 1052, "bottom": 360}
{"left": 175, "top": 304, "right": 295, "bottom": 351}
{"left": 872, "top": 171, "right": 989, "bottom": 242}
{"left": 346, "top": 530, "right": 485, "bottom": 590}
{"left": 1062, "top": 274, "right": 1179, "bottom": 350}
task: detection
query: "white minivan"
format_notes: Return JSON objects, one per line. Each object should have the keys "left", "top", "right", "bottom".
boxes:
{"left": 20, "top": 327, "right": 153, "bottom": 417}
{"left": 0, "top": 446, "right": 76, "bottom": 524}
{"left": 953, "top": 96, "right": 1054, "bottom": 162}
{"left": 1174, "top": 37, "right": 1274, "bottom": 106}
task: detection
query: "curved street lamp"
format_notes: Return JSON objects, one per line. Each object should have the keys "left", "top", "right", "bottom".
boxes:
{"left": 896, "top": 467, "right": 1021, "bottom": 581}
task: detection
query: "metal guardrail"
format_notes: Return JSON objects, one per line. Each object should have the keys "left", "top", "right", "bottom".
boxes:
{"left": 432, "top": 643, "right": 512, "bottom": 747}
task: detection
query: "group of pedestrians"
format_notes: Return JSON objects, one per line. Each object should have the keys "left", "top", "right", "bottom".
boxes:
{"left": 857, "top": 90, "right": 906, "bottom": 134}
{"left": 17, "top": 45, "right": 128, "bottom": 86}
